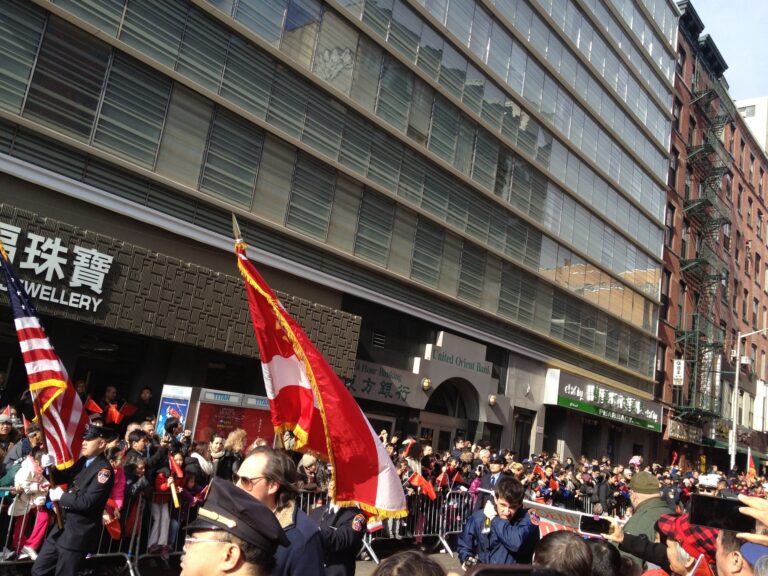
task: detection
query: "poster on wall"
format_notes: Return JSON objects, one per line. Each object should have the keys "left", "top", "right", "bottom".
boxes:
{"left": 155, "top": 385, "right": 193, "bottom": 437}
{"left": 192, "top": 391, "right": 274, "bottom": 444}
{"left": 194, "top": 404, "right": 274, "bottom": 444}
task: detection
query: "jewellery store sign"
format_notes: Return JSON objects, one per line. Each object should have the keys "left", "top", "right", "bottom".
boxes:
{"left": 545, "top": 369, "right": 662, "bottom": 432}
{"left": 0, "top": 221, "right": 114, "bottom": 313}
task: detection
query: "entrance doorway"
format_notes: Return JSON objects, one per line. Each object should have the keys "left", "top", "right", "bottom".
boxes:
{"left": 581, "top": 417, "right": 602, "bottom": 459}
{"left": 420, "top": 376, "right": 479, "bottom": 450}
{"left": 512, "top": 408, "right": 535, "bottom": 460}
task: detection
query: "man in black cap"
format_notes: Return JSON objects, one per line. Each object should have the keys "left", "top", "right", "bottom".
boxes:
{"left": 475, "top": 453, "right": 506, "bottom": 511}
{"left": 32, "top": 424, "right": 117, "bottom": 576}
{"left": 181, "top": 477, "right": 289, "bottom": 576}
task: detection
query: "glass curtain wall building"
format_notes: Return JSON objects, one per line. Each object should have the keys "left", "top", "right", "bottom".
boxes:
{"left": 0, "top": 0, "right": 675, "bottom": 444}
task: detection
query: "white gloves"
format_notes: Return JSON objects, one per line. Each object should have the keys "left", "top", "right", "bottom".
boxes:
{"left": 48, "top": 487, "right": 64, "bottom": 502}
{"left": 41, "top": 454, "right": 55, "bottom": 468}
{"left": 484, "top": 500, "right": 498, "bottom": 520}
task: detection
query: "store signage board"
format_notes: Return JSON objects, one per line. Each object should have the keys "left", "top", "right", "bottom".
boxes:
{"left": 0, "top": 220, "right": 114, "bottom": 313}
{"left": 547, "top": 370, "right": 662, "bottom": 432}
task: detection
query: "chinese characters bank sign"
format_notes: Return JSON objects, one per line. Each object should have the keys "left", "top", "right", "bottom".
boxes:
{"left": 0, "top": 221, "right": 114, "bottom": 313}
{"left": 345, "top": 360, "right": 420, "bottom": 407}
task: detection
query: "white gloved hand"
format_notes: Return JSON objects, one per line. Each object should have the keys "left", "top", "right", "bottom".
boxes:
{"left": 48, "top": 487, "right": 64, "bottom": 502}
{"left": 41, "top": 454, "right": 55, "bottom": 468}
{"left": 484, "top": 500, "right": 497, "bottom": 520}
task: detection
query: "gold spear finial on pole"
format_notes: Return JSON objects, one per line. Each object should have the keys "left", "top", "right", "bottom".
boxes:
{"left": 232, "top": 214, "right": 243, "bottom": 244}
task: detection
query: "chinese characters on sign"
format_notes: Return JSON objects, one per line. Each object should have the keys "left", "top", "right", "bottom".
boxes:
{"left": 0, "top": 221, "right": 114, "bottom": 312}
{"left": 559, "top": 379, "right": 662, "bottom": 432}
{"left": 345, "top": 360, "right": 418, "bottom": 407}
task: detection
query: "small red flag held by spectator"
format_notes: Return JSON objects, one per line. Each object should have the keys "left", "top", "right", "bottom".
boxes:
{"left": 83, "top": 397, "right": 102, "bottom": 414}
{"left": 408, "top": 472, "right": 437, "bottom": 501}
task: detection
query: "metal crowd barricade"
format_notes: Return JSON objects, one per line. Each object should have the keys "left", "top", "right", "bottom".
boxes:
{"left": 0, "top": 481, "right": 631, "bottom": 572}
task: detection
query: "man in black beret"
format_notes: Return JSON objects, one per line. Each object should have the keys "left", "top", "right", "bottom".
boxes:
{"left": 181, "top": 478, "right": 289, "bottom": 576}
{"left": 32, "top": 425, "right": 117, "bottom": 576}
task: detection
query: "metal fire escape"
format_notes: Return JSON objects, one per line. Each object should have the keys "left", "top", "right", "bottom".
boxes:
{"left": 675, "top": 50, "right": 734, "bottom": 419}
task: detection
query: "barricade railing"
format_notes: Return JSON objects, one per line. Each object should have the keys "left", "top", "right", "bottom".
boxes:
{"left": 0, "top": 483, "right": 630, "bottom": 570}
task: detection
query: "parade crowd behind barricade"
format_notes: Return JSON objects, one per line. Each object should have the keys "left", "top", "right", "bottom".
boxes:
{"left": 0, "top": 381, "right": 342, "bottom": 566}
{"left": 1, "top": 379, "right": 768, "bottom": 574}
{"left": 376, "top": 431, "right": 768, "bottom": 520}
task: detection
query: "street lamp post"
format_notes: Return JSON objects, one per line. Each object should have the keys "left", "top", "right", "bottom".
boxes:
{"left": 730, "top": 328, "right": 767, "bottom": 471}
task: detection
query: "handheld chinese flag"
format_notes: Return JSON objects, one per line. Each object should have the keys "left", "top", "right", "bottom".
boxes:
{"left": 106, "top": 403, "right": 123, "bottom": 425}
{"left": 1, "top": 406, "right": 11, "bottom": 417}
{"left": 234, "top": 219, "right": 406, "bottom": 518}
{"left": 22, "top": 414, "right": 33, "bottom": 435}
{"left": 435, "top": 470, "right": 449, "bottom": 487}
{"left": 747, "top": 446, "right": 757, "bottom": 482}
{"left": 83, "top": 396, "right": 103, "bottom": 414}
{"left": 168, "top": 454, "right": 183, "bottom": 509}
{"left": 0, "top": 241, "right": 88, "bottom": 469}
{"left": 120, "top": 402, "right": 138, "bottom": 419}
{"left": 408, "top": 472, "right": 437, "bottom": 501}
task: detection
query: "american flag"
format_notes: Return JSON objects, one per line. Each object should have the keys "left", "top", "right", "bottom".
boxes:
{"left": 0, "top": 241, "right": 88, "bottom": 469}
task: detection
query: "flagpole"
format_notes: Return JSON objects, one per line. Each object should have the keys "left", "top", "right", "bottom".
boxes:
{"left": 31, "top": 394, "right": 64, "bottom": 529}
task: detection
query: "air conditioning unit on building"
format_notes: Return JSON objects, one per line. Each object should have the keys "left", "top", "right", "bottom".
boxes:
{"left": 731, "top": 350, "right": 739, "bottom": 360}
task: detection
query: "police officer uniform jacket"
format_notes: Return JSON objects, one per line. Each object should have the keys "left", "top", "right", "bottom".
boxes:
{"left": 309, "top": 504, "right": 366, "bottom": 576}
{"left": 50, "top": 453, "right": 115, "bottom": 551}
{"left": 457, "top": 507, "right": 539, "bottom": 565}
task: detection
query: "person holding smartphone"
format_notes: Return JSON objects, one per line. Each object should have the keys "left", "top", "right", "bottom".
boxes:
{"left": 457, "top": 475, "right": 539, "bottom": 570}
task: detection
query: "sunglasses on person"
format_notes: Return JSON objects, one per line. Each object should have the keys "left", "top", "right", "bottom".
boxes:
{"left": 232, "top": 473, "right": 269, "bottom": 491}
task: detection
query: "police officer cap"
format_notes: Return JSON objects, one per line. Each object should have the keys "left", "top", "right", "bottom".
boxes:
{"left": 489, "top": 453, "right": 504, "bottom": 464}
{"left": 188, "top": 478, "right": 289, "bottom": 552}
{"left": 82, "top": 425, "right": 118, "bottom": 441}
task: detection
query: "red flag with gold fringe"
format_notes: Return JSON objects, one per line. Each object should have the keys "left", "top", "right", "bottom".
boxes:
{"left": 234, "top": 227, "right": 406, "bottom": 518}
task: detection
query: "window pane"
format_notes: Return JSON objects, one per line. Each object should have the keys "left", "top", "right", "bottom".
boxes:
{"left": 428, "top": 96, "right": 458, "bottom": 164}
{"left": 339, "top": 113, "right": 373, "bottom": 174}
{"left": 177, "top": 8, "right": 229, "bottom": 91}
{"left": 445, "top": 0, "right": 473, "bottom": 46}
{"left": 376, "top": 55, "right": 413, "bottom": 131}
{"left": 93, "top": 54, "right": 171, "bottom": 166}
{"left": 120, "top": 0, "right": 187, "bottom": 68}
{"left": 411, "top": 217, "right": 444, "bottom": 286}
{"left": 267, "top": 67, "right": 308, "bottom": 138}
{"left": 200, "top": 108, "right": 264, "bottom": 207}
{"left": 416, "top": 25, "right": 443, "bottom": 80}
{"left": 388, "top": 0, "right": 421, "bottom": 62}
{"left": 24, "top": 17, "right": 110, "bottom": 140}
{"left": 303, "top": 90, "right": 344, "bottom": 160}
{"left": 236, "top": 0, "right": 288, "bottom": 46}
{"left": 281, "top": 0, "right": 322, "bottom": 68}
{"left": 362, "top": 0, "right": 394, "bottom": 37}
{"left": 54, "top": 0, "right": 124, "bottom": 35}
{"left": 286, "top": 152, "right": 336, "bottom": 240}
{"left": 472, "top": 128, "right": 498, "bottom": 190}
{"left": 407, "top": 80, "right": 433, "bottom": 145}
{"left": 221, "top": 36, "right": 275, "bottom": 119}
{"left": 350, "top": 36, "right": 382, "bottom": 111}
{"left": 313, "top": 11, "right": 358, "bottom": 95}
{"left": 438, "top": 43, "right": 466, "bottom": 100}
{"left": 367, "top": 132, "right": 402, "bottom": 191}
{"left": 458, "top": 242, "right": 485, "bottom": 304}
{"left": 355, "top": 190, "right": 395, "bottom": 264}
{"left": 155, "top": 85, "right": 213, "bottom": 187}
{"left": 0, "top": 0, "right": 46, "bottom": 114}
